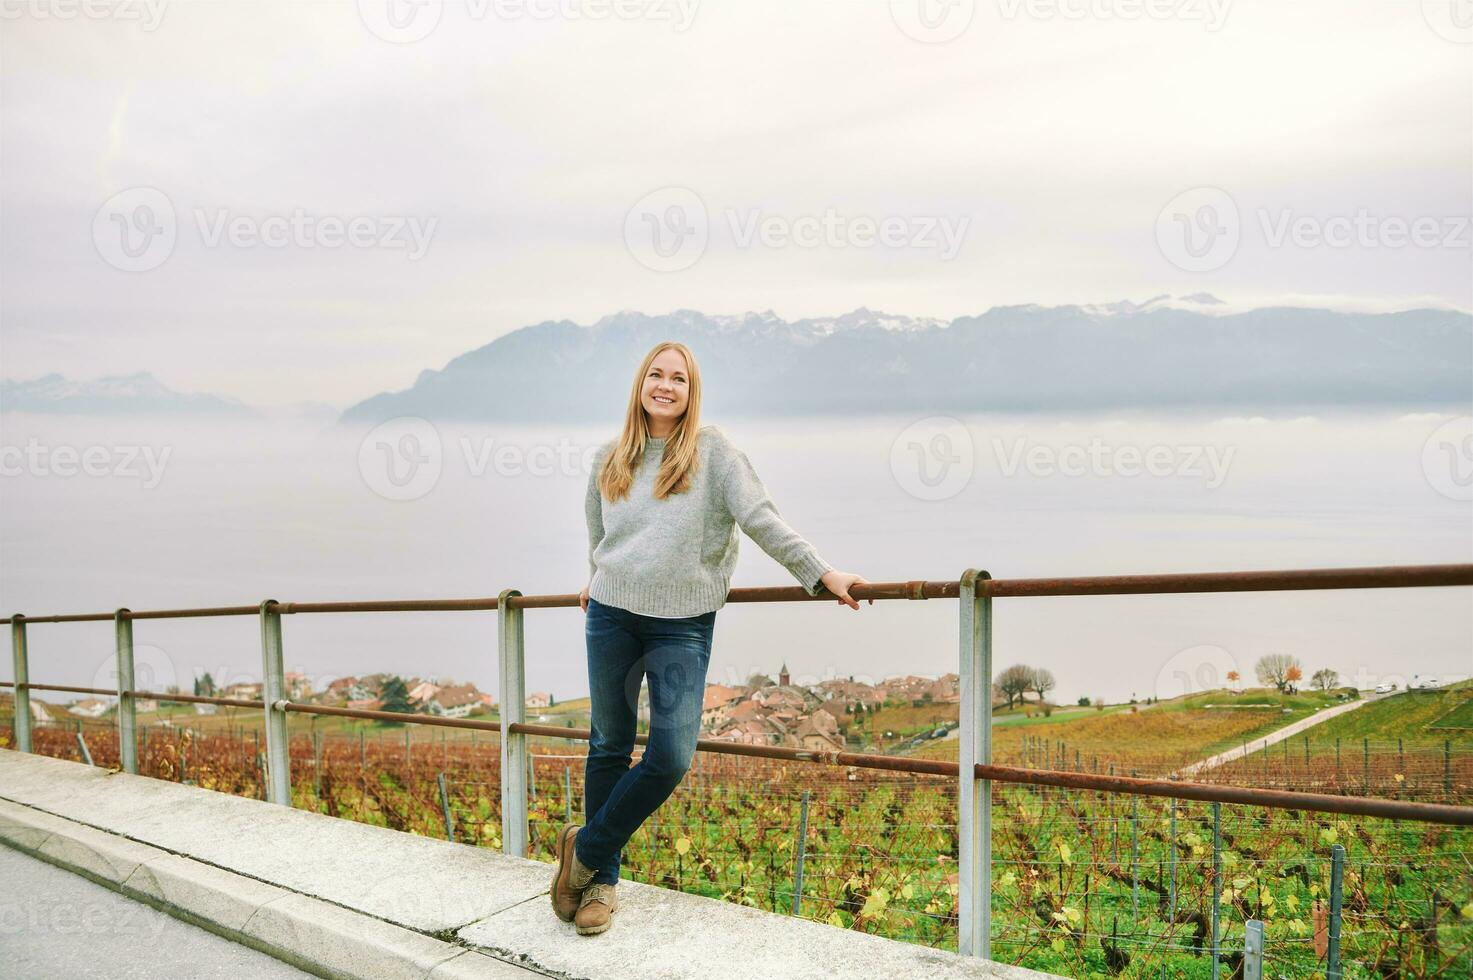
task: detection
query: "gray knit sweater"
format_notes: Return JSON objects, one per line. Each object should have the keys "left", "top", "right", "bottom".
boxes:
{"left": 585, "top": 424, "right": 833, "bottom": 618}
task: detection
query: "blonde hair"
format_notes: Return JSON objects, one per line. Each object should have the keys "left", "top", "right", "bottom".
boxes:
{"left": 596, "top": 341, "right": 704, "bottom": 502}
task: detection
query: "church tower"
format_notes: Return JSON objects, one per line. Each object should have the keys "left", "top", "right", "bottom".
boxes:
{"left": 779, "top": 662, "right": 790, "bottom": 687}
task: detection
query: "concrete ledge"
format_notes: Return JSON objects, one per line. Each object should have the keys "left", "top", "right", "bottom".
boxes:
{"left": 0, "top": 750, "right": 548, "bottom": 933}
{"left": 0, "top": 749, "right": 1059, "bottom": 980}
{"left": 0, "top": 796, "right": 531, "bottom": 980}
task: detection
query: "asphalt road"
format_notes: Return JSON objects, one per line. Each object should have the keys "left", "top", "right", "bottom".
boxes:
{"left": 0, "top": 844, "right": 313, "bottom": 979}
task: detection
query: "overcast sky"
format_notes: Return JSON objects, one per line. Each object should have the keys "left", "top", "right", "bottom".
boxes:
{"left": 2, "top": 0, "right": 1469, "bottom": 409}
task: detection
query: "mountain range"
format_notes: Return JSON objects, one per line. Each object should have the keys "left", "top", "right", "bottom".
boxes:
{"left": 4, "top": 298, "right": 1468, "bottom": 421}
{"left": 337, "top": 298, "right": 1471, "bottom": 424}
{"left": 0, "top": 371, "right": 335, "bottom": 421}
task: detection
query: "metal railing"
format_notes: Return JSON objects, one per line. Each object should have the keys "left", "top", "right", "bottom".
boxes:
{"left": 4, "top": 561, "right": 1472, "bottom": 962}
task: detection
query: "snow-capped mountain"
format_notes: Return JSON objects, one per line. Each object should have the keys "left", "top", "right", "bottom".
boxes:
{"left": 0, "top": 371, "right": 341, "bottom": 420}
{"left": 337, "top": 301, "right": 1472, "bottom": 425}
{"left": 0, "top": 371, "right": 255, "bottom": 417}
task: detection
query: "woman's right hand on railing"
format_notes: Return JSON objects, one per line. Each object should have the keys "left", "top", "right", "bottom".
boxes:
{"left": 579, "top": 584, "right": 590, "bottom": 613}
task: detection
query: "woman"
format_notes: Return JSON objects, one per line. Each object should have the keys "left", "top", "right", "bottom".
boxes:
{"left": 550, "top": 340, "right": 871, "bottom": 936}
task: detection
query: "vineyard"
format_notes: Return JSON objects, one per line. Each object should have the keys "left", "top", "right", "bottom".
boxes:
{"left": 4, "top": 710, "right": 1469, "bottom": 980}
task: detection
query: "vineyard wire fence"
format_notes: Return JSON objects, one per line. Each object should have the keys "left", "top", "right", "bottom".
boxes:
{"left": 5, "top": 712, "right": 1470, "bottom": 979}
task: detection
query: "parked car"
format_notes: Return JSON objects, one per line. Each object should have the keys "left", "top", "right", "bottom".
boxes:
{"left": 1374, "top": 684, "right": 1389, "bottom": 694}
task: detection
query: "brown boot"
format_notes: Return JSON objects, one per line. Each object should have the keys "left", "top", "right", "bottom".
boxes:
{"left": 550, "top": 824, "right": 597, "bottom": 922}
{"left": 575, "top": 882, "right": 618, "bottom": 935}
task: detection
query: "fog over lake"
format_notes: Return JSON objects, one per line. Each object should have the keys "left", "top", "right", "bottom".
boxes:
{"left": 2, "top": 409, "right": 1469, "bottom": 707}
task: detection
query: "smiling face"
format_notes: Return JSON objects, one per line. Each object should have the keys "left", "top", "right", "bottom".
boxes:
{"left": 641, "top": 347, "right": 690, "bottom": 434}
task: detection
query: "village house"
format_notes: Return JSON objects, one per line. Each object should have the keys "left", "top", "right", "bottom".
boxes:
{"left": 711, "top": 715, "right": 791, "bottom": 746}
{"left": 928, "top": 673, "right": 961, "bottom": 703}
{"left": 429, "top": 684, "right": 481, "bottom": 719}
{"left": 357, "top": 673, "right": 394, "bottom": 700}
{"left": 525, "top": 692, "right": 551, "bottom": 709}
{"left": 817, "top": 678, "right": 884, "bottom": 711}
{"left": 879, "top": 674, "right": 934, "bottom": 703}
{"left": 808, "top": 708, "right": 840, "bottom": 735}
{"left": 221, "top": 681, "right": 263, "bottom": 701}
{"left": 700, "top": 684, "right": 746, "bottom": 729}
{"left": 751, "top": 686, "right": 807, "bottom": 712}
{"left": 283, "top": 671, "right": 314, "bottom": 700}
{"left": 407, "top": 679, "right": 441, "bottom": 705}
{"left": 812, "top": 700, "right": 846, "bottom": 729}
{"left": 793, "top": 715, "right": 844, "bottom": 752}
{"left": 720, "top": 699, "right": 768, "bottom": 728}
{"left": 325, "top": 676, "right": 372, "bottom": 704}
{"left": 70, "top": 698, "right": 109, "bottom": 718}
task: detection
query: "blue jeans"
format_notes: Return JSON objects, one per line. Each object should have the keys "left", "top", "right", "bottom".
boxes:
{"left": 574, "top": 595, "right": 716, "bottom": 885}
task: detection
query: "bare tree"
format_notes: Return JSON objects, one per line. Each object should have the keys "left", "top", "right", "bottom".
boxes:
{"left": 997, "top": 664, "right": 1034, "bottom": 709}
{"left": 1311, "top": 668, "right": 1339, "bottom": 691}
{"left": 1255, "top": 653, "right": 1302, "bottom": 693}
{"left": 1029, "top": 666, "right": 1056, "bottom": 703}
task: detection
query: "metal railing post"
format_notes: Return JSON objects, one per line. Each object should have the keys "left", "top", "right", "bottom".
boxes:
{"left": 259, "top": 599, "right": 292, "bottom": 806}
{"left": 1130, "top": 768, "right": 1140, "bottom": 918}
{"left": 114, "top": 608, "right": 138, "bottom": 773}
{"left": 498, "top": 589, "right": 527, "bottom": 857}
{"left": 10, "top": 614, "right": 30, "bottom": 752}
{"left": 1168, "top": 795, "right": 1178, "bottom": 920}
{"left": 958, "top": 569, "right": 992, "bottom": 959}
{"left": 792, "top": 789, "right": 810, "bottom": 916}
{"left": 1211, "top": 801, "right": 1222, "bottom": 980}
{"left": 1444, "top": 739, "right": 1453, "bottom": 800}
{"left": 76, "top": 728, "right": 94, "bottom": 766}
{"left": 1243, "top": 919, "right": 1264, "bottom": 980}
{"left": 437, "top": 771, "right": 455, "bottom": 841}
{"left": 1327, "top": 843, "right": 1345, "bottom": 980}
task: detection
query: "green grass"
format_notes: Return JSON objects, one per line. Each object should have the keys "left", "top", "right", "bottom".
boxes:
{"left": 1149, "top": 687, "right": 1361, "bottom": 755}
{"left": 1430, "top": 694, "right": 1473, "bottom": 731}
{"left": 1309, "top": 679, "right": 1473, "bottom": 744}
{"left": 991, "top": 703, "right": 1131, "bottom": 728}
{"left": 1167, "top": 686, "right": 1355, "bottom": 713}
